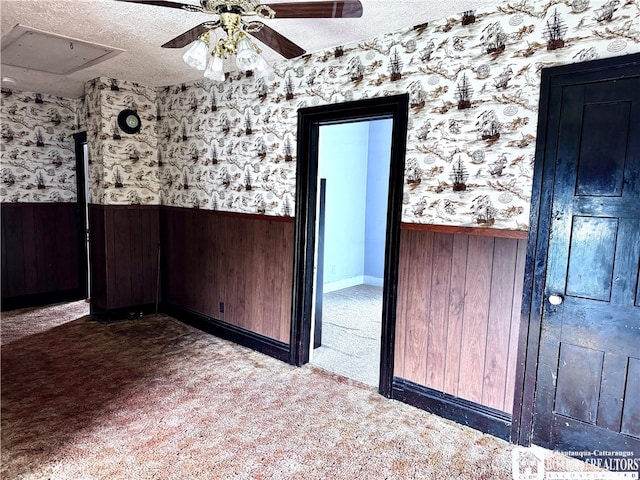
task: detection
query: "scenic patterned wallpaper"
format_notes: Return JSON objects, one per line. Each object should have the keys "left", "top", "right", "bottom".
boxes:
{"left": 84, "top": 78, "right": 159, "bottom": 205}
{"left": 153, "top": 0, "right": 639, "bottom": 230}
{"left": 0, "top": 90, "right": 81, "bottom": 203}
{"left": 2, "top": 0, "right": 639, "bottom": 230}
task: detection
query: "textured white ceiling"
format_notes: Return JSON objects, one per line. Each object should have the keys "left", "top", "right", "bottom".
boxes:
{"left": 1, "top": 0, "right": 495, "bottom": 98}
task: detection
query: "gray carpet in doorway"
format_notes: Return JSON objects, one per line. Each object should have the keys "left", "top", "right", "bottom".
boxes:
{"left": 312, "top": 284, "right": 382, "bottom": 386}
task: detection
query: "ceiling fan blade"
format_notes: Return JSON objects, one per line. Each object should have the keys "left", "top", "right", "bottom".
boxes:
{"left": 263, "top": 0, "right": 363, "bottom": 18}
{"left": 114, "top": 0, "right": 203, "bottom": 13}
{"left": 250, "top": 23, "right": 306, "bottom": 59}
{"left": 162, "top": 22, "right": 217, "bottom": 48}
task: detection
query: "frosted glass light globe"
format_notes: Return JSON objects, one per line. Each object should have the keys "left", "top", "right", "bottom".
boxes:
{"left": 204, "top": 55, "right": 225, "bottom": 82}
{"left": 182, "top": 39, "right": 209, "bottom": 71}
{"left": 235, "top": 37, "right": 259, "bottom": 71}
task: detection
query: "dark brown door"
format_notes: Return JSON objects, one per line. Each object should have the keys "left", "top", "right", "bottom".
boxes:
{"left": 532, "top": 62, "right": 640, "bottom": 455}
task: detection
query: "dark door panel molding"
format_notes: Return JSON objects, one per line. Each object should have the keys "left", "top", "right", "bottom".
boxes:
{"left": 513, "top": 53, "right": 640, "bottom": 453}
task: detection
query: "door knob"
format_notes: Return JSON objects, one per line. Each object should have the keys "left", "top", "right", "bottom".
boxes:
{"left": 548, "top": 294, "right": 563, "bottom": 305}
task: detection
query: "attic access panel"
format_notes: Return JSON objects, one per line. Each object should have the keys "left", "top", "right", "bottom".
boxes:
{"left": 1, "top": 24, "right": 124, "bottom": 75}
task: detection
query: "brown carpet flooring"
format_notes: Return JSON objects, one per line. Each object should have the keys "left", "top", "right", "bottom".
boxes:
{"left": 1, "top": 302, "right": 595, "bottom": 479}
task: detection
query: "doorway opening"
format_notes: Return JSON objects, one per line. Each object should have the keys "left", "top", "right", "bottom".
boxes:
{"left": 310, "top": 119, "right": 392, "bottom": 387}
{"left": 73, "top": 131, "right": 90, "bottom": 301}
{"left": 290, "top": 94, "right": 409, "bottom": 398}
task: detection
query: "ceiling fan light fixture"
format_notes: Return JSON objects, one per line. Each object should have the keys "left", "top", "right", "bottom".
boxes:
{"left": 119, "top": 0, "right": 364, "bottom": 82}
{"left": 253, "top": 54, "right": 271, "bottom": 78}
{"left": 182, "top": 35, "right": 210, "bottom": 70}
{"left": 204, "top": 54, "right": 225, "bottom": 82}
{"left": 235, "top": 36, "right": 260, "bottom": 71}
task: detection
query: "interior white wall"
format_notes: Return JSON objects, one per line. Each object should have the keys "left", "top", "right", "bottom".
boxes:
{"left": 318, "top": 121, "right": 369, "bottom": 290}
{"left": 364, "top": 118, "right": 393, "bottom": 285}
{"left": 318, "top": 118, "right": 392, "bottom": 292}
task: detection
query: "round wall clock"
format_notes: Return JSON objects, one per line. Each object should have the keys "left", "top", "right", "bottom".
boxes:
{"left": 117, "top": 109, "right": 141, "bottom": 134}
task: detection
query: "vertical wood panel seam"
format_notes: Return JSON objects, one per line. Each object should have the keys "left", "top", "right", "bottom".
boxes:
{"left": 481, "top": 237, "right": 497, "bottom": 406}
{"left": 504, "top": 239, "right": 523, "bottom": 410}
{"left": 393, "top": 231, "right": 407, "bottom": 378}
{"left": 127, "top": 209, "right": 134, "bottom": 306}
{"left": 25, "top": 207, "right": 37, "bottom": 292}
{"left": 18, "top": 207, "right": 26, "bottom": 295}
{"left": 106, "top": 209, "right": 113, "bottom": 305}
{"left": 456, "top": 236, "right": 470, "bottom": 397}
{"left": 499, "top": 239, "right": 518, "bottom": 411}
{"left": 424, "top": 231, "right": 436, "bottom": 386}
{"left": 442, "top": 234, "right": 455, "bottom": 394}
{"left": 401, "top": 231, "right": 414, "bottom": 381}
{"left": 403, "top": 234, "right": 419, "bottom": 377}
{"left": 1, "top": 212, "right": 7, "bottom": 293}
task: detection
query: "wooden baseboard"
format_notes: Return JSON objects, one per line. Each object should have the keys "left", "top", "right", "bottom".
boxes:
{"left": 161, "top": 303, "right": 290, "bottom": 363}
{"left": 1, "top": 289, "right": 85, "bottom": 312}
{"left": 392, "top": 377, "right": 512, "bottom": 441}
{"left": 84, "top": 300, "right": 290, "bottom": 362}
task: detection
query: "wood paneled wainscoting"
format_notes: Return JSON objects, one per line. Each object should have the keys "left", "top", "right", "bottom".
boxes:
{"left": 160, "top": 207, "right": 294, "bottom": 361}
{"left": 1, "top": 202, "right": 85, "bottom": 310}
{"left": 88, "top": 204, "right": 160, "bottom": 314}
{"left": 392, "top": 224, "right": 527, "bottom": 439}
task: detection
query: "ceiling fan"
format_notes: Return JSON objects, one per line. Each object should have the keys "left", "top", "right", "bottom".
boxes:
{"left": 116, "top": 0, "right": 364, "bottom": 60}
